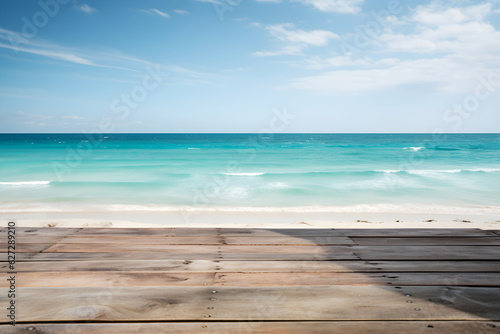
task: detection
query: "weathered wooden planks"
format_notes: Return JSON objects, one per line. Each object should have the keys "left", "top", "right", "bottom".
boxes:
{"left": 13, "top": 236, "right": 221, "bottom": 245}
{"left": 4, "top": 227, "right": 498, "bottom": 236}
{"left": 1, "top": 321, "right": 499, "bottom": 334}
{"left": 13, "top": 252, "right": 360, "bottom": 261}
{"left": 16, "top": 235, "right": 500, "bottom": 246}
{"left": 8, "top": 252, "right": 222, "bottom": 262}
{"left": 2, "top": 243, "right": 52, "bottom": 253}
{"left": 16, "top": 235, "right": 355, "bottom": 245}
{"left": 331, "top": 229, "right": 498, "bottom": 237}
{"left": 11, "top": 244, "right": 500, "bottom": 260}
{"left": 353, "top": 246, "right": 500, "bottom": 260}
{"left": 1, "top": 260, "right": 217, "bottom": 272}
{"left": 352, "top": 237, "right": 500, "bottom": 246}
{"left": 1, "top": 228, "right": 79, "bottom": 236}
{"left": 209, "top": 228, "right": 498, "bottom": 237}
{"left": 5, "top": 272, "right": 500, "bottom": 288}
{"left": 40, "top": 243, "right": 349, "bottom": 254}
{"left": 217, "top": 260, "right": 500, "bottom": 273}
{"left": 3, "top": 286, "right": 500, "bottom": 322}
{"left": 41, "top": 244, "right": 354, "bottom": 254}
{"left": 212, "top": 272, "right": 500, "bottom": 287}
{"left": 2, "top": 227, "right": 500, "bottom": 330}
{"left": 0, "top": 272, "right": 215, "bottom": 287}
{"left": 36, "top": 227, "right": 494, "bottom": 237}
{"left": 5, "top": 260, "right": 500, "bottom": 273}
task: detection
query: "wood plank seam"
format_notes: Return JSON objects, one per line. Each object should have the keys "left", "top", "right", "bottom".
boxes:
{"left": 5, "top": 228, "right": 500, "bottom": 326}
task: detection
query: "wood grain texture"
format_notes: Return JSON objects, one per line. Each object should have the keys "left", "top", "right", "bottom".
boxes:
{"left": 14, "top": 252, "right": 360, "bottom": 261}
{"left": 2, "top": 286, "right": 500, "bottom": 322}
{"left": 352, "top": 237, "right": 500, "bottom": 246}
{"left": 353, "top": 246, "right": 500, "bottom": 260}
{"left": 5, "top": 260, "right": 500, "bottom": 273}
{"left": 212, "top": 272, "right": 500, "bottom": 287}
{"left": 2, "top": 321, "right": 499, "bottom": 334}
{"left": 218, "top": 260, "right": 500, "bottom": 273}
{"left": 3, "top": 227, "right": 500, "bottom": 330}
{"left": 67, "top": 227, "right": 495, "bottom": 237}
{"left": 41, "top": 244, "right": 355, "bottom": 254}
{"left": 17, "top": 235, "right": 354, "bottom": 245}
{"left": 0, "top": 260, "right": 217, "bottom": 272}
{"left": 4, "top": 243, "right": 53, "bottom": 253}
{"left": 27, "top": 244, "right": 500, "bottom": 260}
{"left": 203, "top": 228, "right": 498, "bottom": 237}
{"left": 3, "top": 227, "right": 498, "bottom": 236}
{"left": 0, "top": 272, "right": 215, "bottom": 287}
{"left": 6, "top": 272, "right": 500, "bottom": 288}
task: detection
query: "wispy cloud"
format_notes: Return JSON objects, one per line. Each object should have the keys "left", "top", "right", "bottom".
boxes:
{"left": 139, "top": 8, "right": 171, "bottom": 19}
{"left": 287, "top": 2, "right": 500, "bottom": 94}
{"left": 0, "top": 42, "right": 95, "bottom": 66}
{"left": 61, "top": 115, "right": 86, "bottom": 120}
{"left": 0, "top": 27, "right": 214, "bottom": 90}
{"left": 206, "top": 0, "right": 362, "bottom": 13}
{"left": 173, "top": 9, "right": 190, "bottom": 15}
{"left": 253, "top": 23, "right": 339, "bottom": 56}
{"left": 196, "top": 0, "right": 223, "bottom": 3}
{"left": 303, "top": 55, "right": 372, "bottom": 69}
{"left": 14, "top": 111, "right": 53, "bottom": 120}
{"left": 254, "top": 45, "right": 304, "bottom": 56}
{"left": 9, "top": 112, "right": 89, "bottom": 127}
{"left": 292, "top": 0, "right": 363, "bottom": 13}
{"left": 0, "top": 28, "right": 140, "bottom": 71}
{"left": 77, "top": 4, "right": 96, "bottom": 14}
{"left": 268, "top": 23, "right": 339, "bottom": 45}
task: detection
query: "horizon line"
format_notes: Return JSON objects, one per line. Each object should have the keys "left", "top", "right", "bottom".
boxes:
{"left": 1, "top": 132, "right": 499, "bottom": 135}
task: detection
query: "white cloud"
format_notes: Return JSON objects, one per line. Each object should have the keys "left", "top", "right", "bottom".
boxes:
{"left": 13, "top": 111, "right": 53, "bottom": 127}
{"left": 0, "top": 38, "right": 141, "bottom": 72}
{"left": 0, "top": 42, "right": 95, "bottom": 66}
{"left": 15, "top": 111, "right": 53, "bottom": 120}
{"left": 268, "top": 23, "right": 339, "bottom": 45}
{"left": 78, "top": 4, "right": 96, "bottom": 14}
{"left": 139, "top": 8, "right": 170, "bottom": 19}
{"left": 253, "top": 23, "right": 339, "bottom": 56}
{"left": 303, "top": 55, "right": 371, "bottom": 69}
{"left": 288, "top": 57, "right": 496, "bottom": 93}
{"left": 381, "top": 20, "right": 496, "bottom": 54}
{"left": 23, "top": 121, "right": 47, "bottom": 127}
{"left": 174, "top": 9, "right": 190, "bottom": 15}
{"left": 196, "top": 0, "right": 223, "bottom": 3}
{"left": 62, "top": 115, "right": 86, "bottom": 120}
{"left": 287, "top": 2, "right": 500, "bottom": 94}
{"left": 203, "top": 0, "right": 362, "bottom": 13}
{"left": 0, "top": 27, "right": 204, "bottom": 80}
{"left": 291, "top": 0, "right": 363, "bottom": 14}
{"left": 253, "top": 45, "right": 304, "bottom": 56}
{"left": 411, "top": 3, "right": 491, "bottom": 26}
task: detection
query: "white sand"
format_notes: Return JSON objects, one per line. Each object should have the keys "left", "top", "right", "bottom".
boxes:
{"left": 1, "top": 211, "right": 499, "bottom": 229}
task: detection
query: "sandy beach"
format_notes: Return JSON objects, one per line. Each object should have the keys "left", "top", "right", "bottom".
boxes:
{"left": 3, "top": 211, "right": 499, "bottom": 230}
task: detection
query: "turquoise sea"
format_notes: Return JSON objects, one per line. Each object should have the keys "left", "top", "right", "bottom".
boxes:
{"left": 0, "top": 133, "right": 499, "bottom": 213}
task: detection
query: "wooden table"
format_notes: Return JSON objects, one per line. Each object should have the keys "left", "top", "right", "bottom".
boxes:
{"left": 1, "top": 227, "right": 500, "bottom": 333}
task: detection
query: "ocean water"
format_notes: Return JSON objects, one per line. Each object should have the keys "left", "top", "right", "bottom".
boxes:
{"left": 0, "top": 133, "right": 499, "bottom": 214}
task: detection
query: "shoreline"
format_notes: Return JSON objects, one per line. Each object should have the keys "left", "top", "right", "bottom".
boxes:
{"left": 2, "top": 211, "right": 499, "bottom": 229}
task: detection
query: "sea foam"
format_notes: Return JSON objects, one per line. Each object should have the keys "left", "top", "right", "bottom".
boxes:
{"left": 0, "top": 181, "right": 51, "bottom": 186}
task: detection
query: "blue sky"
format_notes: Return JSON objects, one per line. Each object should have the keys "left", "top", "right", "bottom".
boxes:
{"left": 0, "top": 0, "right": 499, "bottom": 133}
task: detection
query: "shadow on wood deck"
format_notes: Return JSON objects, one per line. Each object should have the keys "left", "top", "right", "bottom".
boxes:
{"left": 1, "top": 227, "right": 499, "bottom": 333}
